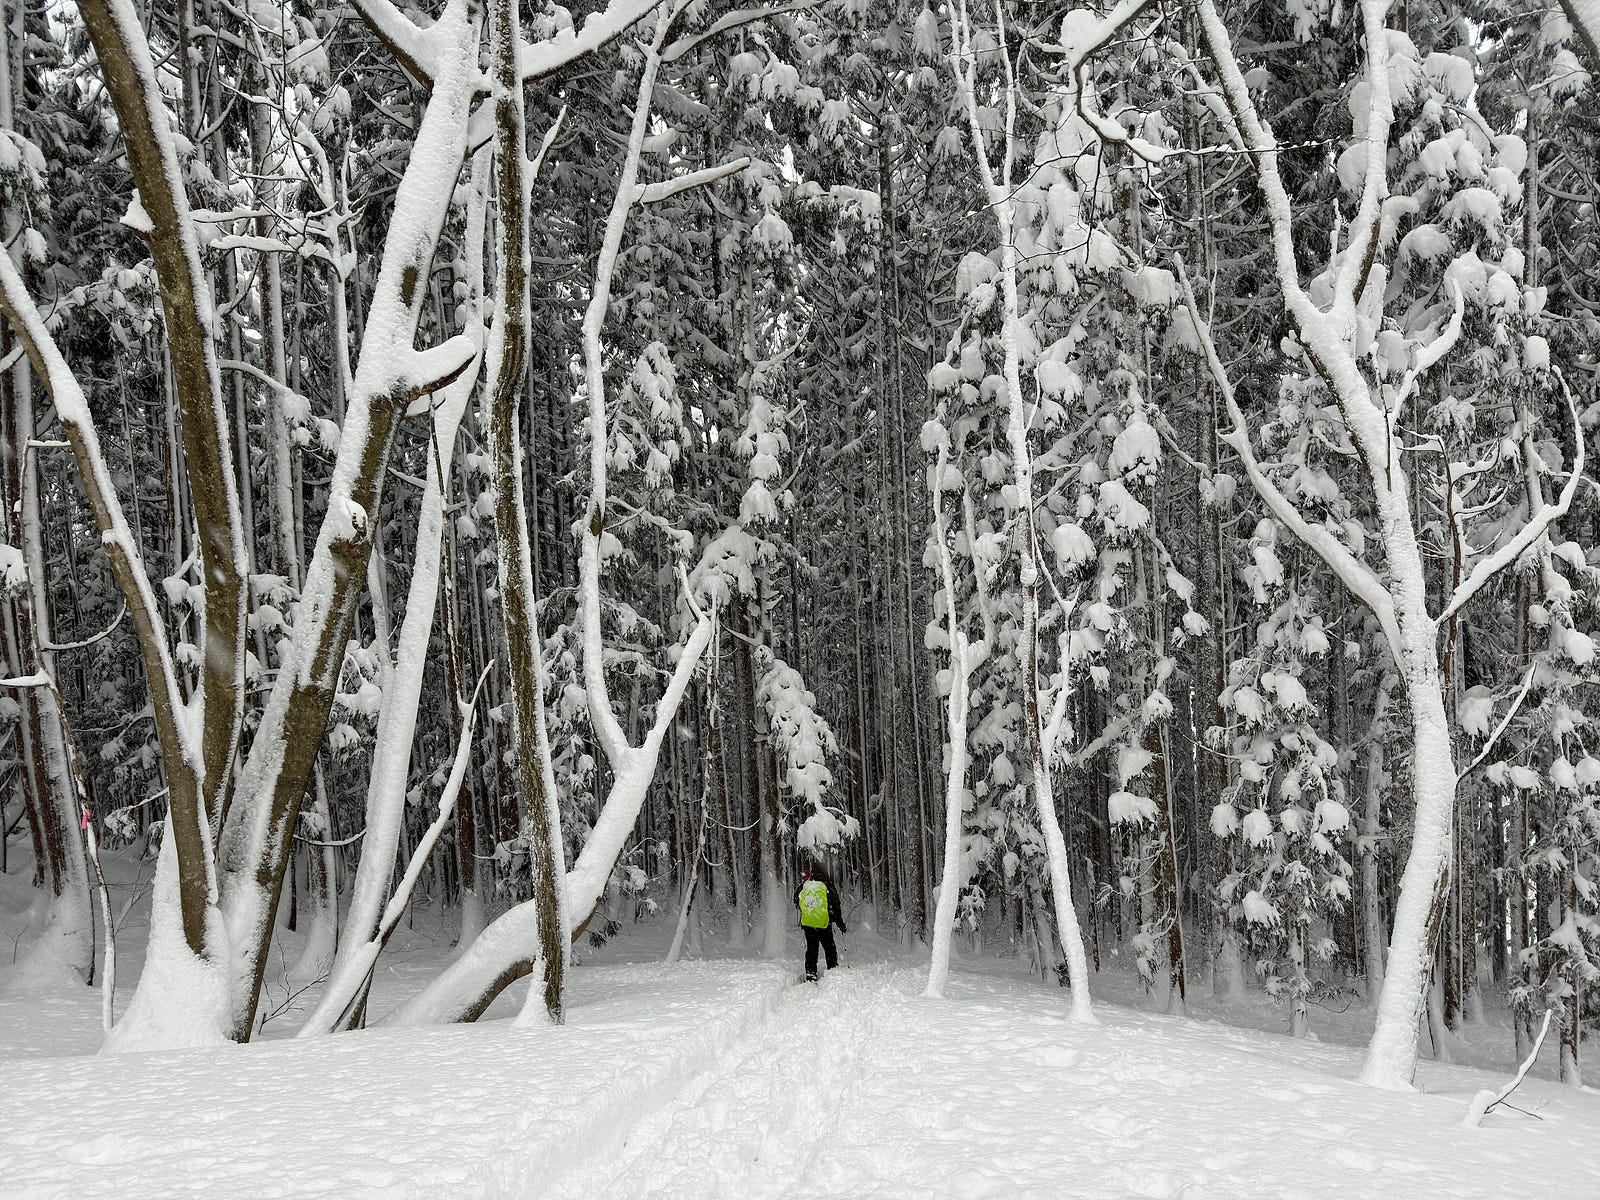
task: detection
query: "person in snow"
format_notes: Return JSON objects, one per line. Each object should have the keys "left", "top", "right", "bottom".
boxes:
{"left": 796, "top": 863, "right": 846, "bottom": 982}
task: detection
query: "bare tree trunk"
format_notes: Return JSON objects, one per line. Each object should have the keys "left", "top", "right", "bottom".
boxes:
{"left": 486, "top": 0, "right": 567, "bottom": 1025}
{"left": 0, "top": 352, "right": 92, "bottom": 981}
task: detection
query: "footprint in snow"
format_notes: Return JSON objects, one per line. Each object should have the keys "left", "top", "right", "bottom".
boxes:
{"left": 1035, "top": 1044, "right": 1081, "bottom": 1069}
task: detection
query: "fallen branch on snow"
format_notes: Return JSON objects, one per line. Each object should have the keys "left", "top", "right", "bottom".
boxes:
{"left": 1462, "top": 1009, "right": 1552, "bottom": 1127}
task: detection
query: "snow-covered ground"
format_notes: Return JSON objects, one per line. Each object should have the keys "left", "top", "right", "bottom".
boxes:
{"left": 4, "top": 883, "right": 1599, "bottom": 1200}
{"left": 552, "top": 962, "right": 1600, "bottom": 1200}
{"left": 2, "top": 958, "right": 792, "bottom": 1199}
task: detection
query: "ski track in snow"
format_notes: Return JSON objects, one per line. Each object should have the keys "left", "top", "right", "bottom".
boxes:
{"left": 542, "top": 961, "right": 1600, "bottom": 1200}
{"left": 0, "top": 962, "right": 791, "bottom": 1200}
{"left": 3, "top": 946, "right": 1600, "bottom": 1199}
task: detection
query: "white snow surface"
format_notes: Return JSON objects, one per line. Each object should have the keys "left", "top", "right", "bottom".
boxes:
{"left": 5, "top": 913, "right": 1600, "bottom": 1199}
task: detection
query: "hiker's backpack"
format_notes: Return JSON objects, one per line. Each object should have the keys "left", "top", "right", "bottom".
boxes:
{"left": 799, "top": 879, "right": 830, "bottom": 928}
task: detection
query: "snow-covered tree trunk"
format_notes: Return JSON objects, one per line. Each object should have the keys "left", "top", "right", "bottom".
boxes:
{"left": 296, "top": 148, "right": 490, "bottom": 1038}
{"left": 925, "top": 620, "right": 970, "bottom": 999}
{"left": 382, "top": 1, "right": 731, "bottom": 1025}
{"left": 1191, "top": 0, "right": 1582, "bottom": 1087}
{"left": 0, "top": 0, "right": 247, "bottom": 1045}
{"left": 924, "top": 417, "right": 984, "bottom": 999}
{"left": 1361, "top": 679, "right": 1393, "bottom": 1002}
{"left": 668, "top": 645, "right": 723, "bottom": 965}
{"left": 949, "top": 0, "right": 1093, "bottom": 1021}
{"left": 214, "top": 0, "right": 483, "bottom": 1041}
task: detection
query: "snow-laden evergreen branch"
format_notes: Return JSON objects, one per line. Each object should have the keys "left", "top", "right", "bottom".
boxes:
{"left": 1436, "top": 379, "right": 1586, "bottom": 627}
{"left": 1175, "top": 255, "right": 1405, "bottom": 664}
{"left": 348, "top": 0, "right": 442, "bottom": 88}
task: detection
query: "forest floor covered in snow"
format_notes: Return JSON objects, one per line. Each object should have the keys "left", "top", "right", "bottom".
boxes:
{"left": 3, "top": 872, "right": 1600, "bottom": 1198}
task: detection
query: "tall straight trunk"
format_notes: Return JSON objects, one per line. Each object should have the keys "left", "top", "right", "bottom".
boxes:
{"left": 1203, "top": 359, "right": 1243, "bottom": 1002}
{"left": 847, "top": 490, "right": 879, "bottom": 924}
{"left": 1511, "top": 582, "right": 1534, "bottom": 1061}
{"left": 443, "top": 515, "right": 484, "bottom": 947}
{"left": 0, "top": 320, "right": 92, "bottom": 980}
{"left": 869, "top": 120, "right": 911, "bottom": 938}
{"left": 1150, "top": 721, "right": 1185, "bottom": 1012}
{"left": 925, "top": 426, "right": 982, "bottom": 997}
{"left": 948, "top": 0, "right": 1094, "bottom": 1017}
{"left": 1139, "top": 540, "right": 1186, "bottom": 1013}
{"left": 486, "top": 0, "right": 567, "bottom": 1026}
{"left": 716, "top": 645, "right": 747, "bottom": 947}
{"left": 881, "top": 148, "right": 933, "bottom": 936}
{"left": 1362, "top": 680, "right": 1392, "bottom": 1003}
{"left": 746, "top": 589, "right": 786, "bottom": 958}
{"left": 1561, "top": 873, "right": 1582, "bottom": 1085}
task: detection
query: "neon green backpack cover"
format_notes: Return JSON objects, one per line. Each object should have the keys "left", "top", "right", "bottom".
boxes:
{"left": 799, "top": 879, "right": 830, "bottom": 928}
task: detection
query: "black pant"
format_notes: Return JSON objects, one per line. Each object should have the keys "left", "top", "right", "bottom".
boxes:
{"left": 803, "top": 926, "right": 838, "bottom": 980}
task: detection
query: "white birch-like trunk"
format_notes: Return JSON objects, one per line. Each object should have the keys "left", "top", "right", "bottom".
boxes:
{"left": 1190, "top": 0, "right": 1577, "bottom": 1088}
{"left": 1361, "top": 650, "right": 1457, "bottom": 1087}
{"left": 1362, "top": 681, "right": 1393, "bottom": 1003}
{"left": 925, "top": 419, "right": 987, "bottom": 997}
{"left": 949, "top": 0, "right": 1094, "bottom": 1021}
{"left": 925, "top": 631, "right": 971, "bottom": 998}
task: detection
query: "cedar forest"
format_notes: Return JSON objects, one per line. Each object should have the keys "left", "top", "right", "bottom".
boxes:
{"left": 2, "top": 0, "right": 1598, "bottom": 1100}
